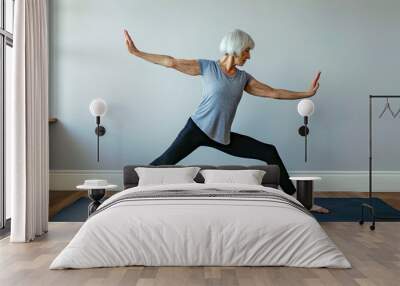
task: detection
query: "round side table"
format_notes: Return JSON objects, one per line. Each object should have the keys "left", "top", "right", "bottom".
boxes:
{"left": 77, "top": 182, "right": 118, "bottom": 216}
{"left": 290, "top": 176, "right": 321, "bottom": 210}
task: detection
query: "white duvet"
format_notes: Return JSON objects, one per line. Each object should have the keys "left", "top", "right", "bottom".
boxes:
{"left": 50, "top": 183, "right": 351, "bottom": 269}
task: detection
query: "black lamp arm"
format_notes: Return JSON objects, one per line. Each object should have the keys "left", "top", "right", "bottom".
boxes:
{"left": 94, "top": 116, "right": 106, "bottom": 162}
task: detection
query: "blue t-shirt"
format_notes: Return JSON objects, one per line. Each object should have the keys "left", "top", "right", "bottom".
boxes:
{"left": 191, "top": 59, "right": 254, "bottom": 145}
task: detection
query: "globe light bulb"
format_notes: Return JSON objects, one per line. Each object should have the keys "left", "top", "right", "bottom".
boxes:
{"left": 89, "top": 98, "right": 108, "bottom": 117}
{"left": 297, "top": 99, "right": 315, "bottom": 117}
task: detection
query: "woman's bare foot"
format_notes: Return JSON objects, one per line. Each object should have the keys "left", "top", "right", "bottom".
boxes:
{"left": 310, "top": 204, "right": 330, "bottom": 214}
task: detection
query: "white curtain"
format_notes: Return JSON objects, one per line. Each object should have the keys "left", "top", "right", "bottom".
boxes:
{"left": 9, "top": 0, "right": 49, "bottom": 242}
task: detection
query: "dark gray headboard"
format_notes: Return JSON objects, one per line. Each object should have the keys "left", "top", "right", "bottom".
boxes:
{"left": 123, "top": 165, "right": 280, "bottom": 189}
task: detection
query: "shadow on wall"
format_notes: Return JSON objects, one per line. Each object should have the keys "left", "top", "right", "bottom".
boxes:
{"left": 49, "top": 119, "right": 94, "bottom": 170}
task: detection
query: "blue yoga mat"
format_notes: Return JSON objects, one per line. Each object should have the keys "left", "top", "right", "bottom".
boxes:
{"left": 314, "top": 197, "right": 400, "bottom": 222}
{"left": 51, "top": 197, "right": 400, "bottom": 222}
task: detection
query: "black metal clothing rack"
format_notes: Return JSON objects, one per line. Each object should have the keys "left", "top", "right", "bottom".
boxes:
{"left": 359, "top": 95, "right": 400, "bottom": 230}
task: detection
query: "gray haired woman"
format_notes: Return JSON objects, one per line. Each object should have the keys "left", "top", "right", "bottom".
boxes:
{"left": 124, "top": 29, "right": 321, "bottom": 198}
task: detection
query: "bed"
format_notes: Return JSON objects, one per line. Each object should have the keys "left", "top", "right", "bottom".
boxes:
{"left": 50, "top": 165, "right": 351, "bottom": 269}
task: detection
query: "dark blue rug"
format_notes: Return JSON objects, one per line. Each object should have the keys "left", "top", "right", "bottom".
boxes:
{"left": 313, "top": 197, "right": 400, "bottom": 222}
{"left": 51, "top": 197, "right": 400, "bottom": 222}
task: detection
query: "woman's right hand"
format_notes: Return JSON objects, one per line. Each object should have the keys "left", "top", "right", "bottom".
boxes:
{"left": 124, "top": 29, "right": 140, "bottom": 55}
{"left": 306, "top": 71, "right": 321, "bottom": 97}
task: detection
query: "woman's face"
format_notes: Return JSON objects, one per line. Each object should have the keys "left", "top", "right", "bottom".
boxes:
{"left": 235, "top": 48, "right": 251, "bottom": 66}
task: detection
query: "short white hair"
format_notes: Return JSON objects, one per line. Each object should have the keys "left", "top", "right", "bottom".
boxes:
{"left": 219, "top": 29, "right": 255, "bottom": 56}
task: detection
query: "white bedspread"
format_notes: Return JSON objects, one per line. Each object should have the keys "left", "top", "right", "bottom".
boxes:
{"left": 50, "top": 183, "right": 351, "bottom": 269}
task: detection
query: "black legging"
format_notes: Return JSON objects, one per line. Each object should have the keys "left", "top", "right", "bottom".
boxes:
{"left": 150, "top": 118, "right": 296, "bottom": 195}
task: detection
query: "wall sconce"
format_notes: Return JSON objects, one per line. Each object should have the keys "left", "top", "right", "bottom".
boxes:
{"left": 89, "top": 98, "right": 107, "bottom": 162}
{"left": 297, "top": 99, "right": 314, "bottom": 162}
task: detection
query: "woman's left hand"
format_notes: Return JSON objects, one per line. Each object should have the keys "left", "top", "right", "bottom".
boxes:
{"left": 306, "top": 71, "right": 321, "bottom": 97}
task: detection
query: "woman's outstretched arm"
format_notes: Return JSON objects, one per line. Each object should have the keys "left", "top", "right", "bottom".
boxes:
{"left": 245, "top": 71, "right": 321, "bottom": 99}
{"left": 124, "top": 30, "right": 201, "bottom": 76}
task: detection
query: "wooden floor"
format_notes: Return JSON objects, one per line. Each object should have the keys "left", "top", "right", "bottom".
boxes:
{"left": 315, "top": 191, "right": 400, "bottom": 209}
{"left": 49, "top": 191, "right": 115, "bottom": 219}
{"left": 0, "top": 192, "right": 399, "bottom": 286}
{"left": 1, "top": 222, "right": 399, "bottom": 286}
{"left": 49, "top": 191, "right": 86, "bottom": 219}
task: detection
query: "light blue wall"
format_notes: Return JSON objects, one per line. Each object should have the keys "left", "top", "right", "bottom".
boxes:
{"left": 49, "top": 0, "right": 400, "bottom": 171}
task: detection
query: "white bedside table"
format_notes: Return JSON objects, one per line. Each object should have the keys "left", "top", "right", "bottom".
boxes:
{"left": 77, "top": 180, "right": 118, "bottom": 216}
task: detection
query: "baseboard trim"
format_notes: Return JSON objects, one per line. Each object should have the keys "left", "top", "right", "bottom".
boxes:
{"left": 49, "top": 170, "right": 400, "bottom": 192}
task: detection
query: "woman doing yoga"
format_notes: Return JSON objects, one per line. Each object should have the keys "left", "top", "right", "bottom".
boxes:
{"left": 124, "top": 29, "right": 321, "bottom": 196}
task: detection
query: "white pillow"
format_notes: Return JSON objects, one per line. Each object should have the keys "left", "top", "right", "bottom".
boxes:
{"left": 200, "top": 169, "right": 266, "bottom": 185}
{"left": 135, "top": 167, "right": 201, "bottom": 186}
